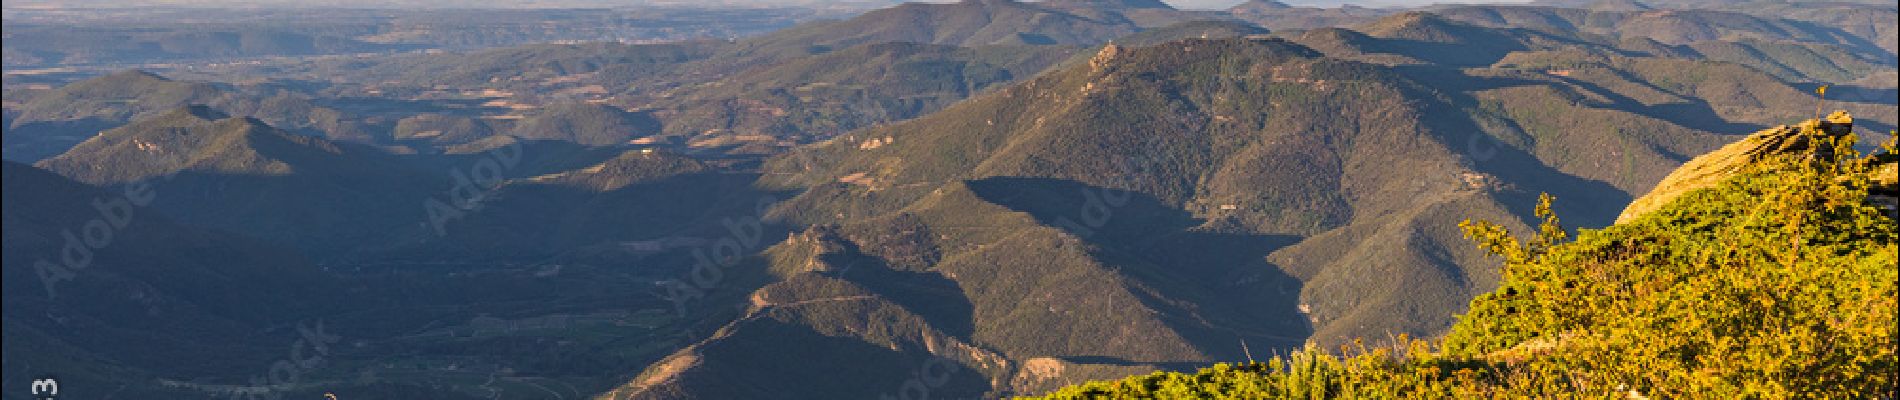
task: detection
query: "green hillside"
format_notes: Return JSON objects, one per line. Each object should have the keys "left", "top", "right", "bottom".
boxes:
{"left": 4, "top": 70, "right": 384, "bottom": 161}
{"left": 607, "top": 35, "right": 1773, "bottom": 397}
{"left": 1026, "top": 116, "right": 1898, "bottom": 398}
{"left": 1423, "top": 5, "right": 1897, "bottom": 82}
{"left": 725, "top": 0, "right": 1138, "bottom": 56}
{"left": 4, "top": 2, "right": 1895, "bottom": 399}
{"left": 33, "top": 106, "right": 442, "bottom": 257}
{"left": 1228, "top": 0, "right": 1391, "bottom": 31}
{"left": 1294, "top": 12, "right": 1899, "bottom": 134}
{"left": 387, "top": 148, "right": 774, "bottom": 261}
{"left": 652, "top": 41, "right": 1079, "bottom": 146}
{"left": 511, "top": 102, "right": 663, "bottom": 146}
{"left": 1238, "top": 5, "right": 1896, "bottom": 86}
{"left": 1752, "top": 2, "right": 1899, "bottom": 57}
{"left": 1113, "top": 20, "right": 1271, "bottom": 47}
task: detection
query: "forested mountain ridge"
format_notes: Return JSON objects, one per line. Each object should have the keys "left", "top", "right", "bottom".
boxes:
{"left": 602, "top": 32, "right": 1869, "bottom": 396}
{"left": 1028, "top": 113, "right": 1898, "bottom": 398}
{"left": 2, "top": 0, "right": 1895, "bottom": 398}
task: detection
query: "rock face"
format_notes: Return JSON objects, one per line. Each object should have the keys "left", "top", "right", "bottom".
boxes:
{"left": 1089, "top": 42, "right": 1123, "bottom": 70}
{"left": 1617, "top": 111, "right": 1856, "bottom": 223}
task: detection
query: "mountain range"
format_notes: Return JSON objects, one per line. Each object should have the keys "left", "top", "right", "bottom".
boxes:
{"left": 1, "top": 0, "right": 1894, "bottom": 398}
{"left": 1030, "top": 111, "right": 1898, "bottom": 398}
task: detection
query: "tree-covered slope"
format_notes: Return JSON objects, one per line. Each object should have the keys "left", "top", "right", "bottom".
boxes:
{"left": 4, "top": 70, "right": 386, "bottom": 162}
{"left": 1027, "top": 114, "right": 1898, "bottom": 398}
{"left": 756, "top": 35, "right": 1751, "bottom": 346}
{"left": 1112, "top": 20, "right": 1271, "bottom": 47}
{"left": 385, "top": 148, "right": 771, "bottom": 262}
{"left": 728, "top": 0, "right": 1139, "bottom": 54}
{"left": 607, "top": 35, "right": 1767, "bottom": 397}
{"left": 34, "top": 106, "right": 442, "bottom": 257}
{"left": 1228, "top": 0, "right": 1392, "bottom": 31}
{"left": 510, "top": 102, "right": 663, "bottom": 146}
{"left": 651, "top": 41, "right": 1079, "bottom": 147}
{"left": 1276, "top": 7, "right": 1896, "bottom": 88}
{"left": 1426, "top": 5, "right": 1895, "bottom": 61}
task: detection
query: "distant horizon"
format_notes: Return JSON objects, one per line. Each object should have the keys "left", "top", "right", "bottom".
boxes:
{"left": 1170, "top": 0, "right": 1533, "bottom": 8}
{"left": 0, "top": 0, "right": 1541, "bottom": 12}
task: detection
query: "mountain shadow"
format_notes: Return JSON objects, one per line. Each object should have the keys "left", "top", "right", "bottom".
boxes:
{"left": 966, "top": 176, "right": 1312, "bottom": 356}
{"left": 818, "top": 238, "right": 980, "bottom": 340}
{"left": 1, "top": 117, "right": 121, "bottom": 163}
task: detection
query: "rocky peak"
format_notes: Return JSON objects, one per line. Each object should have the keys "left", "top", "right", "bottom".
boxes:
{"left": 1090, "top": 42, "right": 1124, "bottom": 70}
{"left": 1616, "top": 111, "right": 1855, "bottom": 223}
{"left": 1042, "top": 0, "right": 1175, "bottom": 10}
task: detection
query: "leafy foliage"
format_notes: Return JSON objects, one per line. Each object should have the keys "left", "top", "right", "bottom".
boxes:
{"left": 1029, "top": 127, "right": 1898, "bottom": 398}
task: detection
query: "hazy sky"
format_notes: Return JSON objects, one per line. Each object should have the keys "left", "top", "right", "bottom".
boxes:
{"left": 1072, "top": 0, "right": 1534, "bottom": 9}
{"left": 1, "top": 0, "right": 1532, "bottom": 11}
{"left": 1167, "top": 0, "right": 1269, "bottom": 7}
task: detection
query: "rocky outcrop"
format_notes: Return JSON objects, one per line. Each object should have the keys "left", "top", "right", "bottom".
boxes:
{"left": 1090, "top": 42, "right": 1124, "bottom": 70}
{"left": 1617, "top": 111, "right": 1856, "bottom": 223}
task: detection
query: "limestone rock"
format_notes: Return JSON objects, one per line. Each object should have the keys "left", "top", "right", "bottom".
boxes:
{"left": 1616, "top": 111, "right": 1854, "bottom": 223}
{"left": 1090, "top": 42, "right": 1123, "bottom": 71}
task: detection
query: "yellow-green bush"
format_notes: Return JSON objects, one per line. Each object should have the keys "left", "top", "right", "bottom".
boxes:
{"left": 1027, "top": 133, "right": 1897, "bottom": 399}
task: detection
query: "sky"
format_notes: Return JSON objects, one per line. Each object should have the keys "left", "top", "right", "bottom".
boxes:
{"left": 1167, "top": 0, "right": 1265, "bottom": 7}
{"left": 1, "top": 0, "right": 1530, "bottom": 10}
{"left": 1189, "top": 0, "right": 1537, "bottom": 8}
